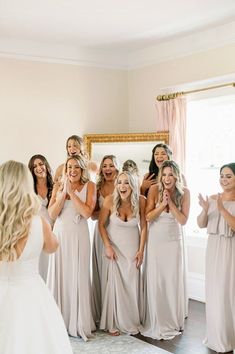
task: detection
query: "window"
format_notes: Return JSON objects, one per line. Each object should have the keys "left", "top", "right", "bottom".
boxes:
{"left": 185, "top": 94, "right": 235, "bottom": 237}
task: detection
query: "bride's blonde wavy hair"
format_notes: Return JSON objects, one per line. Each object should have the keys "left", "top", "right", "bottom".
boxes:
{"left": 0, "top": 161, "right": 40, "bottom": 261}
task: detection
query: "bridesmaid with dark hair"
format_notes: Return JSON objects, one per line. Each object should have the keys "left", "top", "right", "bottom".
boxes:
{"left": 140, "top": 143, "right": 173, "bottom": 197}
{"left": 197, "top": 162, "right": 235, "bottom": 353}
{"left": 28, "top": 154, "right": 54, "bottom": 281}
{"left": 141, "top": 143, "right": 187, "bottom": 196}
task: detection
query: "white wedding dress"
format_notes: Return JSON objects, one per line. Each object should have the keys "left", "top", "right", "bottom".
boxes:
{"left": 0, "top": 215, "right": 73, "bottom": 354}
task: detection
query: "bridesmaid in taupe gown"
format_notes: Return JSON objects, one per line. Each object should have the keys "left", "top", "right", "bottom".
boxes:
{"left": 91, "top": 155, "right": 119, "bottom": 324}
{"left": 28, "top": 154, "right": 54, "bottom": 282}
{"left": 141, "top": 160, "right": 190, "bottom": 340}
{"left": 47, "top": 155, "right": 96, "bottom": 341}
{"left": 99, "top": 171, "right": 147, "bottom": 335}
{"left": 140, "top": 144, "right": 188, "bottom": 318}
{"left": 197, "top": 162, "right": 235, "bottom": 353}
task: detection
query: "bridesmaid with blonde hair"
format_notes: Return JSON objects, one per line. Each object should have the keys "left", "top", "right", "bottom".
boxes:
{"left": 54, "top": 135, "right": 85, "bottom": 183}
{"left": 54, "top": 135, "right": 97, "bottom": 183}
{"left": 91, "top": 155, "right": 119, "bottom": 324}
{"left": 48, "top": 154, "right": 96, "bottom": 341}
{"left": 99, "top": 171, "right": 147, "bottom": 335}
{"left": 141, "top": 160, "right": 190, "bottom": 340}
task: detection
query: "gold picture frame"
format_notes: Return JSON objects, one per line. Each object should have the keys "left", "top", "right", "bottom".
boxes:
{"left": 83, "top": 132, "right": 169, "bottom": 158}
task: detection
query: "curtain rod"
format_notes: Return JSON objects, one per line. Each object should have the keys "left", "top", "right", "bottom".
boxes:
{"left": 156, "top": 82, "right": 235, "bottom": 101}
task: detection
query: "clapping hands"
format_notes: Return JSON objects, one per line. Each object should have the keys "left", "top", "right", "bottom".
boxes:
{"left": 162, "top": 189, "right": 170, "bottom": 206}
{"left": 198, "top": 193, "right": 209, "bottom": 213}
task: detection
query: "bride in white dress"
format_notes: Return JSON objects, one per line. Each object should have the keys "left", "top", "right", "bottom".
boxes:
{"left": 0, "top": 160, "right": 73, "bottom": 354}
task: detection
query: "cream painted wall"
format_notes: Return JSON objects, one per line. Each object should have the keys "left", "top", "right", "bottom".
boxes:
{"left": 0, "top": 58, "right": 128, "bottom": 172}
{"left": 128, "top": 43, "right": 235, "bottom": 132}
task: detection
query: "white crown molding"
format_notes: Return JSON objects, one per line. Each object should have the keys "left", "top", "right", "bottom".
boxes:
{"left": 0, "top": 39, "right": 129, "bottom": 69}
{"left": 0, "top": 21, "right": 235, "bottom": 69}
{"left": 127, "top": 21, "right": 235, "bottom": 69}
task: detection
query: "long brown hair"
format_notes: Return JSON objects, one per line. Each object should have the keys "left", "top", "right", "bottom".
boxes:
{"left": 28, "top": 154, "right": 53, "bottom": 206}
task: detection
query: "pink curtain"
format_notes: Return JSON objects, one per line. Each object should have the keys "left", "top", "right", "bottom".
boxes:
{"left": 156, "top": 96, "right": 188, "bottom": 317}
{"left": 155, "top": 97, "right": 186, "bottom": 172}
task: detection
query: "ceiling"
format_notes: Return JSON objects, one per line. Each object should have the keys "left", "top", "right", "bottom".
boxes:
{"left": 0, "top": 0, "right": 235, "bottom": 68}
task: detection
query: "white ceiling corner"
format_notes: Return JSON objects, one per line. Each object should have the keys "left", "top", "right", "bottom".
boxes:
{"left": 0, "top": 0, "right": 235, "bottom": 69}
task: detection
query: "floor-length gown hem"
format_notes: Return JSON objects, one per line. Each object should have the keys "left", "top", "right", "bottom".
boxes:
{"left": 47, "top": 183, "right": 95, "bottom": 342}
{"left": 100, "top": 213, "right": 143, "bottom": 335}
{"left": 141, "top": 210, "right": 185, "bottom": 341}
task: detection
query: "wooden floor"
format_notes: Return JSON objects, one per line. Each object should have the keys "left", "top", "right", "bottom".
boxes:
{"left": 135, "top": 300, "right": 233, "bottom": 354}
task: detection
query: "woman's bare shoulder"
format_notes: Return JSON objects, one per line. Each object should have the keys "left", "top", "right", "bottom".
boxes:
{"left": 183, "top": 186, "right": 190, "bottom": 194}
{"left": 55, "top": 163, "right": 64, "bottom": 174}
{"left": 87, "top": 180, "right": 96, "bottom": 188}
{"left": 139, "top": 194, "right": 146, "bottom": 201}
{"left": 149, "top": 183, "right": 159, "bottom": 194}
{"left": 139, "top": 194, "right": 147, "bottom": 208}
{"left": 54, "top": 163, "right": 65, "bottom": 182}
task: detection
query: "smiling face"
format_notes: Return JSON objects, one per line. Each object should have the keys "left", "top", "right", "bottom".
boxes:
{"left": 220, "top": 167, "right": 235, "bottom": 192}
{"left": 101, "top": 158, "right": 117, "bottom": 182}
{"left": 33, "top": 158, "right": 47, "bottom": 179}
{"left": 117, "top": 173, "right": 132, "bottom": 200}
{"left": 67, "top": 139, "right": 81, "bottom": 157}
{"left": 66, "top": 158, "right": 82, "bottom": 183}
{"left": 154, "top": 147, "right": 169, "bottom": 168}
{"left": 161, "top": 166, "right": 176, "bottom": 191}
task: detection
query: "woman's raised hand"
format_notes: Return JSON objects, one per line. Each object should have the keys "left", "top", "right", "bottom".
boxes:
{"left": 198, "top": 193, "right": 209, "bottom": 213}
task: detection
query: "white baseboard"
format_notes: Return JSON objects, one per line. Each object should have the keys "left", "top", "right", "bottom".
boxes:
{"left": 188, "top": 272, "right": 205, "bottom": 303}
